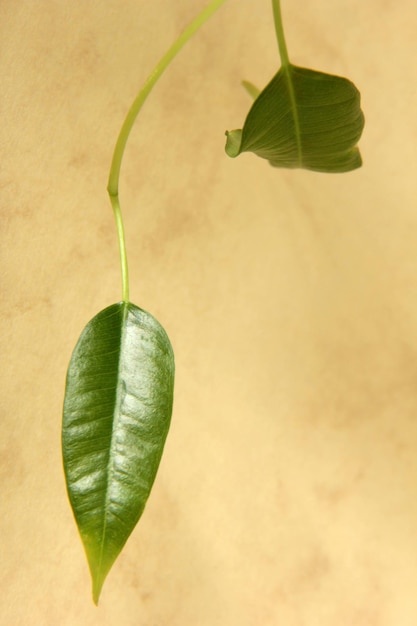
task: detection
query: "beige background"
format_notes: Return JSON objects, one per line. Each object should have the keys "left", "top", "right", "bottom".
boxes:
{"left": 1, "top": 1, "right": 417, "bottom": 624}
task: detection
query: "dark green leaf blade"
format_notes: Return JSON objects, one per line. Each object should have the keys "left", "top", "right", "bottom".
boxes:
{"left": 226, "top": 64, "right": 365, "bottom": 173}
{"left": 62, "top": 302, "right": 174, "bottom": 604}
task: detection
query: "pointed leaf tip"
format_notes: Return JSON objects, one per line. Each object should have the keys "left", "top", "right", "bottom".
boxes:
{"left": 225, "top": 129, "right": 242, "bottom": 158}
{"left": 62, "top": 302, "right": 175, "bottom": 602}
{"left": 226, "top": 64, "right": 365, "bottom": 173}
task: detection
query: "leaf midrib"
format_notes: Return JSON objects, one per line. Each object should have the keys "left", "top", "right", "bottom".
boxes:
{"left": 94, "top": 301, "right": 128, "bottom": 602}
{"left": 282, "top": 63, "right": 302, "bottom": 166}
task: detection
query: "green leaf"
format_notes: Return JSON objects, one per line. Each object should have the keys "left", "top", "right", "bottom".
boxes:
{"left": 62, "top": 302, "right": 174, "bottom": 604}
{"left": 226, "top": 64, "right": 365, "bottom": 173}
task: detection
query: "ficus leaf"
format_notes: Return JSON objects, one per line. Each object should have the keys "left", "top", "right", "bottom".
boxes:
{"left": 62, "top": 302, "right": 174, "bottom": 604}
{"left": 226, "top": 64, "right": 365, "bottom": 173}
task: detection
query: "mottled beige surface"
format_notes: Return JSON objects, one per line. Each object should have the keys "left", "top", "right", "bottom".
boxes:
{"left": 1, "top": 1, "right": 417, "bottom": 624}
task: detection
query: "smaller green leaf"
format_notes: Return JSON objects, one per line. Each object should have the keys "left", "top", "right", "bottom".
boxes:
{"left": 62, "top": 302, "right": 174, "bottom": 603}
{"left": 226, "top": 64, "right": 365, "bottom": 173}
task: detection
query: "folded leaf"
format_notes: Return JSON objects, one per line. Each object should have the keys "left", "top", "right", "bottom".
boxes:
{"left": 62, "top": 302, "right": 174, "bottom": 604}
{"left": 226, "top": 64, "right": 365, "bottom": 173}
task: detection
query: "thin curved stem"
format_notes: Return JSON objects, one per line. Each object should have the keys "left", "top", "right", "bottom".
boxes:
{"left": 272, "top": 0, "right": 290, "bottom": 67}
{"left": 109, "top": 194, "right": 129, "bottom": 302}
{"left": 107, "top": 0, "right": 228, "bottom": 302}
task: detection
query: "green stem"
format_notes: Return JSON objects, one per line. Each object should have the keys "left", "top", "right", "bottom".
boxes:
{"left": 272, "top": 0, "right": 301, "bottom": 162}
{"left": 272, "top": 0, "right": 290, "bottom": 67}
{"left": 109, "top": 194, "right": 130, "bottom": 302}
{"left": 107, "top": 0, "right": 228, "bottom": 301}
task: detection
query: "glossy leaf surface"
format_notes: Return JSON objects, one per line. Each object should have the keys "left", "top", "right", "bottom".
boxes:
{"left": 226, "top": 64, "right": 365, "bottom": 173}
{"left": 62, "top": 302, "right": 174, "bottom": 603}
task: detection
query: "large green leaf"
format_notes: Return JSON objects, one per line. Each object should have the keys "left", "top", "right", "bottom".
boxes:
{"left": 225, "top": 64, "right": 365, "bottom": 173}
{"left": 62, "top": 302, "right": 174, "bottom": 604}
